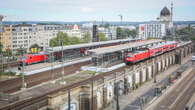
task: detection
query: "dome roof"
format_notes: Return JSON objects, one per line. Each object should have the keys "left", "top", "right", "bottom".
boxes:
{"left": 160, "top": 6, "right": 171, "bottom": 16}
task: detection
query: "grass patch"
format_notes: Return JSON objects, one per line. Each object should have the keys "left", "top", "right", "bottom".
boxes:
{"left": 0, "top": 71, "right": 16, "bottom": 76}
{"left": 82, "top": 70, "right": 97, "bottom": 75}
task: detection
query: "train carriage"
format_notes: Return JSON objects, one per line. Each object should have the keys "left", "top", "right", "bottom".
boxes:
{"left": 125, "top": 41, "right": 178, "bottom": 64}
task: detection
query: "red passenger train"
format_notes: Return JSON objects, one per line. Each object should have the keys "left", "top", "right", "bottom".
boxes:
{"left": 125, "top": 41, "right": 177, "bottom": 64}
{"left": 18, "top": 52, "right": 49, "bottom": 65}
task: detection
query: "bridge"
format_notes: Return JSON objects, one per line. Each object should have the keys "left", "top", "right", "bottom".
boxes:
{"left": 0, "top": 40, "right": 193, "bottom": 110}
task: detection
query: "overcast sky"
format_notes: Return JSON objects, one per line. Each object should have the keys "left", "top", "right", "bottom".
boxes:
{"left": 0, "top": 0, "right": 194, "bottom": 21}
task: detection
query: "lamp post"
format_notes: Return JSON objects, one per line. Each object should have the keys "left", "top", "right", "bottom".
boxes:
{"left": 61, "top": 37, "right": 64, "bottom": 77}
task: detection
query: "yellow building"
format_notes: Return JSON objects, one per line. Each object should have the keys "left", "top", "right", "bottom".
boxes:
{"left": 0, "top": 26, "right": 12, "bottom": 51}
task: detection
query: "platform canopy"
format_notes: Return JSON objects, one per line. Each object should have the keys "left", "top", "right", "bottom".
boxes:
{"left": 47, "top": 38, "right": 137, "bottom": 52}
{"left": 88, "top": 39, "right": 164, "bottom": 56}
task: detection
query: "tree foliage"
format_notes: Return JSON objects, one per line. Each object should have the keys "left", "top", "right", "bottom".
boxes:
{"left": 0, "top": 42, "right": 3, "bottom": 53}
{"left": 176, "top": 26, "right": 195, "bottom": 41}
{"left": 30, "top": 44, "right": 40, "bottom": 49}
{"left": 50, "top": 32, "right": 84, "bottom": 47}
{"left": 116, "top": 27, "right": 137, "bottom": 39}
{"left": 98, "top": 33, "right": 107, "bottom": 41}
{"left": 116, "top": 27, "right": 124, "bottom": 39}
{"left": 82, "top": 32, "right": 91, "bottom": 43}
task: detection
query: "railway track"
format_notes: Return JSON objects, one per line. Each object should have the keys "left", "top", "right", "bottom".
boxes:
{"left": 0, "top": 61, "right": 90, "bottom": 93}
{"left": 0, "top": 53, "right": 191, "bottom": 110}
{"left": 0, "top": 63, "right": 128, "bottom": 110}
{"left": 0, "top": 42, "right": 192, "bottom": 110}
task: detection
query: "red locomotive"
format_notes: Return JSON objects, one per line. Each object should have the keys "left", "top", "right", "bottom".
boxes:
{"left": 18, "top": 52, "right": 49, "bottom": 65}
{"left": 125, "top": 41, "right": 177, "bottom": 64}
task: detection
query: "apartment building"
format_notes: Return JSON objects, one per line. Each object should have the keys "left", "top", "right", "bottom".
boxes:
{"left": 3, "top": 24, "right": 84, "bottom": 52}
{"left": 1, "top": 26, "right": 12, "bottom": 51}
{"left": 139, "top": 23, "right": 166, "bottom": 39}
{"left": 98, "top": 27, "right": 117, "bottom": 40}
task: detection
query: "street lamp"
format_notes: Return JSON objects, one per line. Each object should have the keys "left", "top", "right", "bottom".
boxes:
{"left": 61, "top": 37, "right": 64, "bottom": 77}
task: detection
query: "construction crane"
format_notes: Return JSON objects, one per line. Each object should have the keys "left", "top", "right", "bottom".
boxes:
{"left": 118, "top": 14, "right": 123, "bottom": 26}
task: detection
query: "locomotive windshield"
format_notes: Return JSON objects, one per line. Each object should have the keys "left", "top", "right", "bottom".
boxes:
{"left": 19, "top": 56, "right": 27, "bottom": 60}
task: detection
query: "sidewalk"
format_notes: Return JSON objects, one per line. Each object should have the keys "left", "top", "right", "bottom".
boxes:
{"left": 104, "top": 55, "right": 192, "bottom": 110}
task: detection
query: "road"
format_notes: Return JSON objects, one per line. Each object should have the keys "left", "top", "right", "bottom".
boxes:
{"left": 152, "top": 67, "right": 195, "bottom": 110}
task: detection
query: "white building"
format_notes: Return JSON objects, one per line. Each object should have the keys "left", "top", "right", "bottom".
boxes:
{"left": 61, "top": 24, "right": 83, "bottom": 38}
{"left": 11, "top": 24, "right": 83, "bottom": 52}
{"left": 139, "top": 23, "right": 166, "bottom": 39}
{"left": 98, "top": 27, "right": 117, "bottom": 40}
{"left": 12, "top": 24, "right": 38, "bottom": 51}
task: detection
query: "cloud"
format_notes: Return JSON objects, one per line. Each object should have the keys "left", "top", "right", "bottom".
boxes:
{"left": 81, "top": 7, "right": 95, "bottom": 13}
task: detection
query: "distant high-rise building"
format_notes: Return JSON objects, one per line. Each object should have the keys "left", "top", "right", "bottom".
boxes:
{"left": 92, "top": 25, "right": 99, "bottom": 42}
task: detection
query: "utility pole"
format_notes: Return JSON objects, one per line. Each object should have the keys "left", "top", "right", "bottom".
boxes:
{"left": 61, "top": 36, "right": 64, "bottom": 78}
{"left": 48, "top": 47, "right": 55, "bottom": 83}
{"left": 68, "top": 89, "right": 71, "bottom": 110}
{"left": 91, "top": 80, "right": 94, "bottom": 110}
{"left": 20, "top": 46, "right": 26, "bottom": 89}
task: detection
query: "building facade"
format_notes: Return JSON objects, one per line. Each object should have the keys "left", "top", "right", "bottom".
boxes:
{"left": 1, "top": 24, "right": 85, "bottom": 52}
{"left": 1, "top": 26, "right": 12, "bottom": 51}
{"left": 139, "top": 23, "right": 166, "bottom": 39}
{"left": 98, "top": 27, "right": 117, "bottom": 40}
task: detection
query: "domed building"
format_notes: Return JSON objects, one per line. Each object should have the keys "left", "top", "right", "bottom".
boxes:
{"left": 160, "top": 7, "right": 171, "bottom": 20}
{"left": 159, "top": 4, "right": 174, "bottom": 35}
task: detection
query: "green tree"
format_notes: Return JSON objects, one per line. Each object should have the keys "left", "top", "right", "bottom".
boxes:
{"left": 50, "top": 32, "right": 83, "bottom": 47}
{"left": 5, "top": 49, "right": 12, "bottom": 57}
{"left": 124, "top": 29, "right": 137, "bottom": 38}
{"left": 69, "top": 37, "right": 81, "bottom": 44}
{"left": 0, "top": 42, "right": 3, "bottom": 53}
{"left": 98, "top": 33, "right": 107, "bottom": 41}
{"left": 50, "top": 39, "right": 58, "bottom": 47}
{"left": 104, "top": 23, "right": 110, "bottom": 28}
{"left": 57, "top": 32, "right": 70, "bottom": 45}
{"left": 176, "top": 26, "right": 195, "bottom": 41}
{"left": 116, "top": 27, "right": 123, "bottom": 39}
{"left": 116, "top": 27, "right": 126, "bottom": 39}
{"left": 82, "top": 32, "right": 91, "bottom": 43}
{"left": 30, "top": 44, "right": 40, "bottom": 49}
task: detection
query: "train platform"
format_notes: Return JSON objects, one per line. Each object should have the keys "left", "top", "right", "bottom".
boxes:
{"left": 7, "top": 57, "right": 91, "bottom": 75}
{"left": 81, "top": 61, "right": 126, "bottom": 72}
{"left": 88, "top": 39, "right": 163, "bottom": 67}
